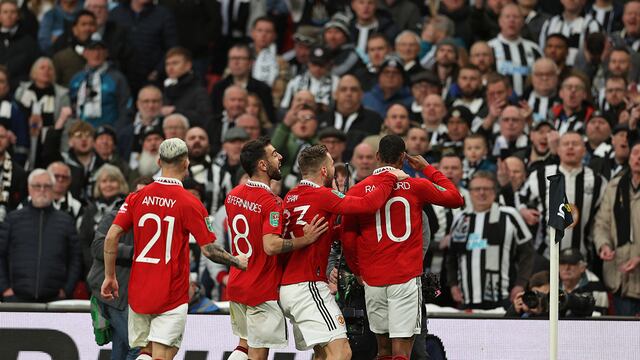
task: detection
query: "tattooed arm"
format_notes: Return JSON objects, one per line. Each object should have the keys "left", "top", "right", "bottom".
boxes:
{"left": 263, "top": 215, "right": 329, "bottom": 255}
{"left": 201, "top": 242, "right": 248, "bottom": 270}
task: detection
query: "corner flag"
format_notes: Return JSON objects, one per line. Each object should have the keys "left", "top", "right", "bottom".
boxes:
{"left": 547, "top": 173, "right": 573, "bottom": 242}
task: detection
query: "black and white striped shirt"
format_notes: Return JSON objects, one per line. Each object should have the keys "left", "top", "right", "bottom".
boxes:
{"left": 518, "top": 164, "right": 607, "bottom": 258}
{"left": 188, "top": 155, "right": 234, "bottom": 214}
{"left": 585, "top": 4, "right": 620, "bottom": 34}
{"left": 446, "top": 203, "right": 533, "bottom": 308}
{"left": 488, "top": 34, "right": 541, "bottom": 95}
{"left": 526, "top": 90, "right": 557, "bottom": 123}
{"left": 539, "top": 15, "right": 601, "bottom": 65}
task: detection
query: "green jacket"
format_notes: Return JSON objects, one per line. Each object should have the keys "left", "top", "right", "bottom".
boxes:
{"left": 271, "top": 123, "right": 317, "bottom": 191}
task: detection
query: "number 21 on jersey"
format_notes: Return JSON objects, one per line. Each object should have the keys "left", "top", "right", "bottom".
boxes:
{"left": 136, "top": 214, "right": 175, "bottom": 264}
{"left": 375, "top": 196, "right": 411, "bottom": 242}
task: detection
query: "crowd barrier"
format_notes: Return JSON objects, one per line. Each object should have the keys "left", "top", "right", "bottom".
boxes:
{"left": 1, "top": 302, "right": 638, "bottom": 360}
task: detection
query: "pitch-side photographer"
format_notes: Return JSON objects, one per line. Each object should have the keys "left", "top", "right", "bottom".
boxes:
{"left": 506, "top": 271, "right": 550, "bottom": 318}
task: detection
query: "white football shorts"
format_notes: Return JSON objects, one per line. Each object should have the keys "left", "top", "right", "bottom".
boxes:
{"left": 364, "top": 276, "right": 422, "bottom": 338}
{"left": 280, "top": 281, "right": 347, "bottom": 350}
{"left": 128, "top": 303, "right": 188, "bottom": 348}
{"left": 229, "top": 300, "right": 288, "bottom": 349}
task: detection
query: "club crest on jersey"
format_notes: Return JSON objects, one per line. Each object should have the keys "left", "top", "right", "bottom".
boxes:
{"left": 270, "top": 211, "right": 280, "bottom": 227}
{"left": 336, "top": 314, "right": 345, "bottom": 326}
{"left": 331, "top": 190, "right": 345, "bottom": 198}
{"left": 434, "top": 184, "right": 446, "bottom": 191}
{"left": 204, "top": 216, "right": 215, "bottom": 233}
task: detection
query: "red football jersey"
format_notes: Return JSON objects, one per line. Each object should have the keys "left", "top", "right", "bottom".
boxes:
{"left": 113, "top": 177, "right": 215, "bottom": 314}
{"left": 225, "top": 180, "right": 284, "bottom": 306}
{"left": 281, "top": 173, "right": 396, "bottom": 285}
{"left": 343, "top": 166, "right": 464, "bottom": 286}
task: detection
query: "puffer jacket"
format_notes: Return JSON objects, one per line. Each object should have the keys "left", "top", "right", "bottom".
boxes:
{"left": 0, "top": 203, "right": 81, "bottom": 301}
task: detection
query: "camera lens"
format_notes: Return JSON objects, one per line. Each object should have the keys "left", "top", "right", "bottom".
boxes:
{"left": 522, "top": 291, "right": 539, "bottom": 308}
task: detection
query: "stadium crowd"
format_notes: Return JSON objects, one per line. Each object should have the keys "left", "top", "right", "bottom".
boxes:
{"left": 0, "top": 0, "right": 639, "bottom": 327}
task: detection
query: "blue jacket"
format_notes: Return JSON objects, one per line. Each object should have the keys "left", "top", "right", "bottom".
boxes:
{"left": 0, "top": 203, "right": 81, "bottom": 301}
{"left": 362, "top": 84, "right": 413, "bottom": 118}
{"left": 38, "top": 0, "right": 84, "bottom": 54}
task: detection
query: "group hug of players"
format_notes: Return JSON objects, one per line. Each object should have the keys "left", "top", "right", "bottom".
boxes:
{"left": 100, "top": 134, "right": 463, "bottom": 360}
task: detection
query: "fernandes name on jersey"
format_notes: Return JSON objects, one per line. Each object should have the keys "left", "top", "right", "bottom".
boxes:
{"left": 113, "top": 177, "right": 216, "bottom": 314}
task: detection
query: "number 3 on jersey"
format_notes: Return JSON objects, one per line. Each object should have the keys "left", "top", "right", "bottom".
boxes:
{"left": 136, "top": 214, "right": 175, "bottom": 264}
{"left": 375, "top": 196, "right": 411, "bottom": 242}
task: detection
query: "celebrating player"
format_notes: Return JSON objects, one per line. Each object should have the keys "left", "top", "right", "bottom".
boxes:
{"left": 225, "top": 137, "right": 329, "bottom": 360}
{"left": 280, "top": 144, "right": 408, "bottom": 360}
{"left": 342, "top": 135, "right": 464, "bottom": 360}
{"left": 101, "top": 138, "right": 247, "bottom": 360}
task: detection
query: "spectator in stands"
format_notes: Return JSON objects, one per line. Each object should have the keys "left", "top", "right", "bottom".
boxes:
{"left": 435, "top": 0, "right": 473, "bottom": 47}
{"left": 363, "top": 103, "right": 411, "bottom": 153}
{"left": 78, "top": 163, "right": 127, "bottom": 275}
{"left": 14, "top": 57, "right": 70, "bottom": 169}
{"left": 421, "top": 94, "right": 449, "bottom": 145}
{"left": 119, "top": 85, "right": 163, "bottom": 164}
{"left": 318, "top": 74, "right": 382, "bottom": 161}
{"left": 518, "top": 0, "right": 549, "bottom": 42}
{"left": 395, "top": 30, "right": 424, "bottom": 76}
{"left": 543, "top": 33, "right": 573, "bottom": 81}
{"left": 129, "top": 127, "right": 163, "bottom": 178}
{"left": 208, "top": 85, "right": 247, "bottom": 156}
{"left": 610, "top": 0, "right": 640, "bottom": 53}
{"left": 469, "top": 41, "right": 496, "bottom": 83}
{"left": 584, "top": 112, "right": 612, "bottom": 164}
{"left": 69, "top": 38, "right": 130, "bottom": 129}
{"left": 492, "top": 105, "right": 530, "bottom": 158}
{"left": 348, "top": 0, "right": 399, "bottom": 52}
{"left": 246, "top": 92, "right": 272, "bottom": 131}
{"left": 429, "top": 38, "right": 459, "bottom": 99}
{"left": 87, "top": 176, "right": 153, "bottom": 360}
{"left": 573, "top": 32, "right": 610, "bottom": 92}
{"left": 447, "top": 171, "right": 534, "bottom": 310}
{"left": 323, "top": 14, "right": 361, "bottom": 77}
{"left": 497, "top": 156, "right": 527, "bottom": 208}
{"left": 378, "top": 0, "right": 421, "bottom": 34}
{"left": 606, "top": 47, "right": 639, "bottom": 87}
{"left": 450, "top": 65, "right": 487, "bottom": 119}
{"left": 162, "top": 113, "right": 188, "bottom": 140}
{"left": 0, "top": 0, "right": 40, "bottom": 90}
{"left": 409, "top": 72, "right": 443, "bottom": 123}
{"left": 433, "top": 105, "right": 472, "bottom": 159}
{"left": 405, "top": 127, "right": 429, "bottom": 159}
{"left": 235, "top": 114, "right": 261, "bottom": 141}
{"left": 590, "top": 124, "right": 630, "bottom": 180}
{"left": 462, "top": 134, "right": 496, "bottom": 188}
{"left": 594, "top": 139, "right": 640, "bottom": 316}
{"left": 0, "top": 168, "right": 81, "bottom": 302}
{"left": 558, "top": 248, "right": 609, "bottom": 315}
{"left": 476, "top": 73, "right": 513, "bottom": 138}
{"left": 214, "top": 126, "right": 248, "bottom": 188}
{"left": 363, "top": 54, "right": 412, "bottom": 118}
{"left": 52, "top": 10, "right": 97, "bottom": 86}
{"left": 283, "top": 25, "right": 318, "bottom": 79}
{"left": 250, "top": 16, "right": 281, "bottom": 87}
{"left": 280, "top": 45, "right": 339, "bottom": 110}
{"left": 43, "top": 116, "right": 105, "bottom": 202}
{"left": 539, "top": 0, "right": 601, "bottom": 66}
{"left": 185, "top": 126, "right": 232, "bottom": 213}
{"left": 549, "top": 73, "right": 594, "bottom": 135}
{"left": 272, "top": 103, "right": 318, "bottom": 192}
{"left": 518, "top": 120, "right": 559, "bottom": 174}
{"left": 318, "top": 127, "right": 347, "bottom": 164}
{"left": 0, "top": 66, "right": 21, "bottom": 140}
{"left": 353, "top": 33, "right": 393, "bottom": 91}
{"left": 419, "top": 15, "right": 455, "bottom": 69}
{"left": 84, "top": 0, "right": 133, "bottom": 77}
{"left": 488, "top": 3, "right": 541, "bottom": 96}
{"left": 469, "top": 0, "right": 504, "bottom": 42}
{"left": 161, "top": 47, "right": 211, "bottom": 128}
{"left": 109, "top": 0, "right": 177, "bottom": 94}
{"left": 94, "top": 125, "right": 129, "bottom": 180}
{"left": 45, "top": 161, "right": 83, "bottom": 222}
{"left": 350, "top": 142, "right": 376, "bottom": 183}
{"left": 210, "top": 44, "right": 275, "bottom": 125}
{"left": 158, "top": 0, "right": 220, "bottom": 82}
{"left": 38, "top": 0, "right": 83, "bottom": 54}
{"left": 0, "top": 123, "right": 26, "bottom": 219}
{"left": 599, "top": 76, "right": 628, "bottom": 124}
{"left": 524, "top": 58, "right": 559, "bottom": 123}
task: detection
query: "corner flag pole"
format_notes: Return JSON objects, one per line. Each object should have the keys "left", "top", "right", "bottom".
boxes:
{"left": 549, "top": 228, "right": 558, "bottom": 360}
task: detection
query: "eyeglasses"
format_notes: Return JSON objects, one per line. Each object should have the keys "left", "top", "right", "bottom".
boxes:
{"left": 30, "top": 183, "right": 53, "bottom": 191}
{"left": 53, "top": 174, "right": 70, "bottom": 181}
{"left": 561, "top": 84, "right": 585, "bottom": 92}
{"left": 469, "top": 186, "right": 495, "bottom": 193}
{"left": 72, "top": 132, "right": 93, "bottom": 139}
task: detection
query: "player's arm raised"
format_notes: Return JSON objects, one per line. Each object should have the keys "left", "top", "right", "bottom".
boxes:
{"left": 263, "top": 215, "right": 328, "bottom": 255}
{"left": 406, "top": 154, "right": 464, "bottom": 208}
{"left": 201, "top": 242, "right": 248, "bottom": 270}
{"left": 332, "top": 169, "right": 409, "bottom": 214}
{"left": 101, "top": 224, "right": 125, "bottom": 300}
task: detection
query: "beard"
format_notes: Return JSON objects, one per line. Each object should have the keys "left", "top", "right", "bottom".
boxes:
{"left": 138, "top": 151, "right": 160, "bottom": 177}
{"left": 266, "top": 162, "right": 282, "bottom": 181}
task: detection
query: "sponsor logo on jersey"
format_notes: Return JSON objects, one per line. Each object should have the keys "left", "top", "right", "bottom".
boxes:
{"left": 204, "top": 216, "right": 215, "bottom": 233}
{"left": 434, "top": 184, "right": 447, "bottom": 191}
{"left": 331, "top": 190, "right": 345, "bottom": 198}
{"left": 270, "top": 212, "right": 280, "bottom": 227}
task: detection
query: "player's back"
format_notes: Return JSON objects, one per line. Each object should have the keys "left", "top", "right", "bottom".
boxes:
{"left": 119, "top": 178, "right": 210, "bottom": 314}
{"left": 345, "top": 166, "right": 463, "bottom": 286}
{"left": 225, "top": 180, "right": 284, "bottom": 306}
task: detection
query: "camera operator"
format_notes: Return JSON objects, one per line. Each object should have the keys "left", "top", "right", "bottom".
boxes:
{"left": 507, "top": 271, "right": 550, "bottom": 318}
{"left": 558, "top": 248, "right": 609, "bottom": 316}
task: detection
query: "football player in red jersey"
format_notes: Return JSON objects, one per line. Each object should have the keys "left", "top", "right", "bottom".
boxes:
{"left": 225, "top": 137, "right": 329, "bottom": 360}
{"left": 101, "top": 138, "right": 247, "bottom": 360}
{"left": 280, "top": 145, "right": 408, "bottom": 360}
{"left": 342, "top": 135, "right": 464, "bottom": 360}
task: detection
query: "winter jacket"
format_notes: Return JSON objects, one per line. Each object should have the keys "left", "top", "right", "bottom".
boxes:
{"left": 163, "top": 72, "right": 211, "bottom": 128}
{"left": 158, "top": 0, "right": 221, "bottom": 58}
{"left": 0, "top": 203, "right": 81, "bottom": 301}
{"left": 37, "top": 0, "right": 84, "bottom": 54}
{"left": 0, "top": 26, "right": 40, "bottom": 91}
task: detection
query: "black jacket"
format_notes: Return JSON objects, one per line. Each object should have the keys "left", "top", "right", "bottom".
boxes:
{"left": 210, "top": 75, "right": 276, "bottom": 124}
{"left": 0, "top": 26, "right": 40, "bottom": 91}
{"left": 3, "top": 157, "right": 28, "bottom": 211}
{"left": 0, "top": 203, "right": 81, "bottom": 301}
{"left": 159, "top": 0, "right": 221, "bottom": 58}
{"left": 317, "top": 106, "right": 383, "bottom": 160}
{"left": 164, "top": 72, "right": 212, "bottom": 127}
{"left": 348, "top": 10, "right": 400, "bottom": 48}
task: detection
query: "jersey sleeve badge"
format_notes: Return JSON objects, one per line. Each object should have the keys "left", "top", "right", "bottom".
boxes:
{"left": 434, "top": 184, "right": 446, "bottom": 191}
{"left": 269, "top": 211, "right": 280, "bottom": 227}
{"left": 204, "top": 216, "right": 215, "bottom": 232}
{"left": 331, "top": 189, "right": 346, "bottom": 198}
